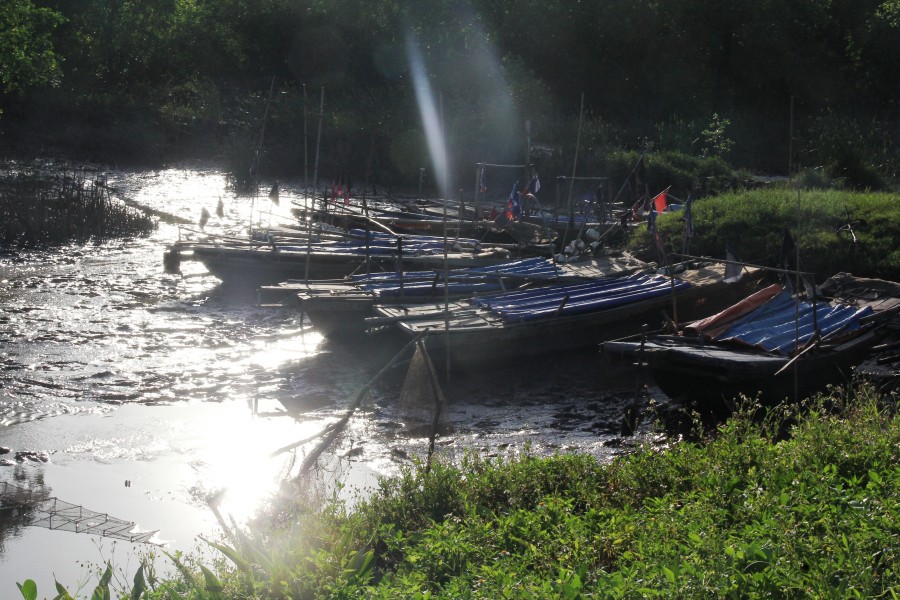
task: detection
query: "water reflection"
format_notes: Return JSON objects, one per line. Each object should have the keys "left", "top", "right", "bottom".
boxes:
{"left": 0, "top": 467, "right": 51, "bottom": 559}
{"left": 0, "top": 165, "right": 333, "bottom": 592}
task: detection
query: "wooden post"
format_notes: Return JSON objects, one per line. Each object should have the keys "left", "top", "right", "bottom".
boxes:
{"left": 788, "top": 95, "right": 794, "bottom": 181}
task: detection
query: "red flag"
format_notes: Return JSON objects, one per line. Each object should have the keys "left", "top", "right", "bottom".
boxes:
{"left": 653, "top": 190, "right": 668, "bottom": 214}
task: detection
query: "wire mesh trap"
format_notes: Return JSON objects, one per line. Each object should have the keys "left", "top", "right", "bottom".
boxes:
{"left": 0, "top": 481, "right": 158, "bottom": 544}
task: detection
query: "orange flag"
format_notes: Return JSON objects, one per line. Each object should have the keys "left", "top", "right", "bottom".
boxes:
{"left": 653, "top": 190, "right": 668, "bottom": 213}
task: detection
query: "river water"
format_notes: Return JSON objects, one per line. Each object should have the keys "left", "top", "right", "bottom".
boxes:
{"left": 0, "top": 165, "right": 664, "bottom": 596}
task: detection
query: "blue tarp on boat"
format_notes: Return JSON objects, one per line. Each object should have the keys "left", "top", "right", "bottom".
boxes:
{"left": 349, "top": 257, "right": 562, "bottom": 283}
{"left": 471, "top": 272, "right": 691, "bottom": 322}
{"left": 272, "top": 241, "right": 450, "bottom": 256}
{"left": 370, "top": 281, "right": 506, "bottom": 298}
{"left": 713, "top": 290, "right": 873, "bottom": 354}
{"left": 352, "top": 258, "right": 563, "bottom": 298}
{"left": 273, "top": 229, "right": 486, "bottom": 256}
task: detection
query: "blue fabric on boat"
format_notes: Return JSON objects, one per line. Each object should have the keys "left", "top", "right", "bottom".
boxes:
{"left": 355, "top": 257, "right": 564, "bottom": 296}
{"left": 456, "top": 257, "right": 561, "bottom": 278}
{"left": 712, "top": 290, "right": 873, "bottom": 354}
{"left": 368, "top": 210, "right": 445, "bottom": 222}
{"left": 351, "top": 270, "right": 438, "bottom": 282}
{"left": 528, "top": 213, "right": 596, "bottom": 225}
{"left": 371, "top": 281, "right": 505, "bottom": 297}
{"left": 470, "top": 273, "right": 691, "bottom": 322}
{"left": 270, "top": 244, "right": 425, "bottom": 255}
{"left": 350, "top": 257, "right": 560, "bottom": 282}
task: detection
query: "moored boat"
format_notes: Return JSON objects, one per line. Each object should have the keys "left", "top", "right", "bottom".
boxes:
{"left": 369, "top": 262, "right": 763, "bottom": 371}
{"left": 166, "top": 229, "right": 529, "bottom": 286}
{"left": 283, "top": 252, "right": 649, "bottom": 338}
{"left": 601, "top": 279, "right": 896, "bottom": 406}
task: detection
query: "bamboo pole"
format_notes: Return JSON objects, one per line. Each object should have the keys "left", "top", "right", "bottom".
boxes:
{"left": 306, "top": 88, "right": 325, "bottom": 281}
{"left": 423, "top": 341, "right": 446, "bottom": 474}
{"left": 562, "top": 93, "right": 585, "bottom": 246}
{"left": 312, "top": 87, "right": 325, "bottom": 204}
{"left": 670, "top": 253, "right": 815, "bottom": 278}
{"left": 794, "top": 188, "right": 802, "bottom": 402}
{"left": 249, "top": 76, "right": 276, "bottom": 235}
{"left": 440, "top": 94, "right": 451, "bottom": 381}
{"left": 474, "top": 164, "right": 481, "bottom": 223}
{"left": 303, "top": 84, "right": 309, "bottom": 202}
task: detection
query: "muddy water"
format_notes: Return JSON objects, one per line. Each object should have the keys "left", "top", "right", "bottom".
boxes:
{"left": 0, "top": 166, "right": 667, "bottom": 595}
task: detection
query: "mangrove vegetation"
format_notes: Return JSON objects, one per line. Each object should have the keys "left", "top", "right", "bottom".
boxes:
{"left": 0, "top": 166, "right": 156, "bottom": 247}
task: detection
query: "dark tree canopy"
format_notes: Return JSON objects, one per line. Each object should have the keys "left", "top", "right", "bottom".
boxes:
{"left": 1, "top": 0, "right": 897, "bottom": 187}
{"left": 0, "top": 0, "right": 63, "bottom": 94}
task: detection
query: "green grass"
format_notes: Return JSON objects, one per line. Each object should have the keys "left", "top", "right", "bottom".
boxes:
{"left": 631, "top": 188, "right": 900, "bottom": 282}
{"left": 25, "top": 382, "right": 897, "bottom": 598}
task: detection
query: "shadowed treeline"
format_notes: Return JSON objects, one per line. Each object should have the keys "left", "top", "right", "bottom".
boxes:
{"left": 1, "top": 0, "right": 897, "bottom": 191}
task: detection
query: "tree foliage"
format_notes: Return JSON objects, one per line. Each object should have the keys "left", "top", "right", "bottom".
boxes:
{"left": 0, "top": 0, "right": 63, "bottom": 95}
{"left": 1, "top": 0, "right": 897, "bottom": 187}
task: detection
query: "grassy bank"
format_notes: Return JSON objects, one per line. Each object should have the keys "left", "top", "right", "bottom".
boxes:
{"left": 634, "top": 187, "right": 900, "bottom": 282}
{"left": 23, "top": 382, "right": 898, "bottom": 598}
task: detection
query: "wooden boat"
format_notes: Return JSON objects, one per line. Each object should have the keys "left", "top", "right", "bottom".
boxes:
{"left": 817, "top": 272, "right": 900, "bottom": 323}
{"left": 601, "top": 281, "right": 894, "bottom": 405}
{"left": 166, "top": 229, "right": 530, "bottom": 286}
{"left": 369, "top": 262, "right": 763, "bottom": 371}
{"left": 293, "top": 200, "right": 557, "bottom": 250}
{"left": 292, "top": 195, "right": 480, "bottom": 234}
{"left": 276, "top": 252, "right": 650, "bottom": 338}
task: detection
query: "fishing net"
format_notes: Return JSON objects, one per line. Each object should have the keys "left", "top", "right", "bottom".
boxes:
{"left": 397, "top": 342, "right": 447, "bottom": 435}
{"left": 0, "top": 481, "right": 157, "bottom": 544}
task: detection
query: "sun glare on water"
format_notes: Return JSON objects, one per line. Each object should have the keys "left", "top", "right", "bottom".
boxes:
{"left": 245, "top": 326, "right": 325, "bottom": 371}
{"left": 181, "top": 399, "right": 325, "bottom": 527}
{"left": 196, "top": 330, "right": 326, "bottom": 522}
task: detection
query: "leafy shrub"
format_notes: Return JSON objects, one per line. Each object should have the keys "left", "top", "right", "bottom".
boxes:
{"left": 631, "top": 187, "right": 900, "bottom": 281}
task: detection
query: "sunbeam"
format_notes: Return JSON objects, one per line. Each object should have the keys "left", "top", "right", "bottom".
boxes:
{"left": 405, "top": 33, "right": 449, "bottom": 196}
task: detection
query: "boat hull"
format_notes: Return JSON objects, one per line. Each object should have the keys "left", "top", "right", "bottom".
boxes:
{"left": 294, "top": 253, "right": 652, "bottom": 338}
{"left": 184, "top": 244, "right": 516, "bottom": 287}
{"left": 604, "top": 331, "right": 880, "bottom": 406}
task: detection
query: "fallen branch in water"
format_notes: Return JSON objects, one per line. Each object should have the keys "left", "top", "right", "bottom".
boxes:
{"left": 280, "top": 331, "right": 428, "bottom": 478}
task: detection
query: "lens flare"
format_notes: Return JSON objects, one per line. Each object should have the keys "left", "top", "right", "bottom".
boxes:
{"left": 405, "top": 34, "right": 448, "bottom": 195}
